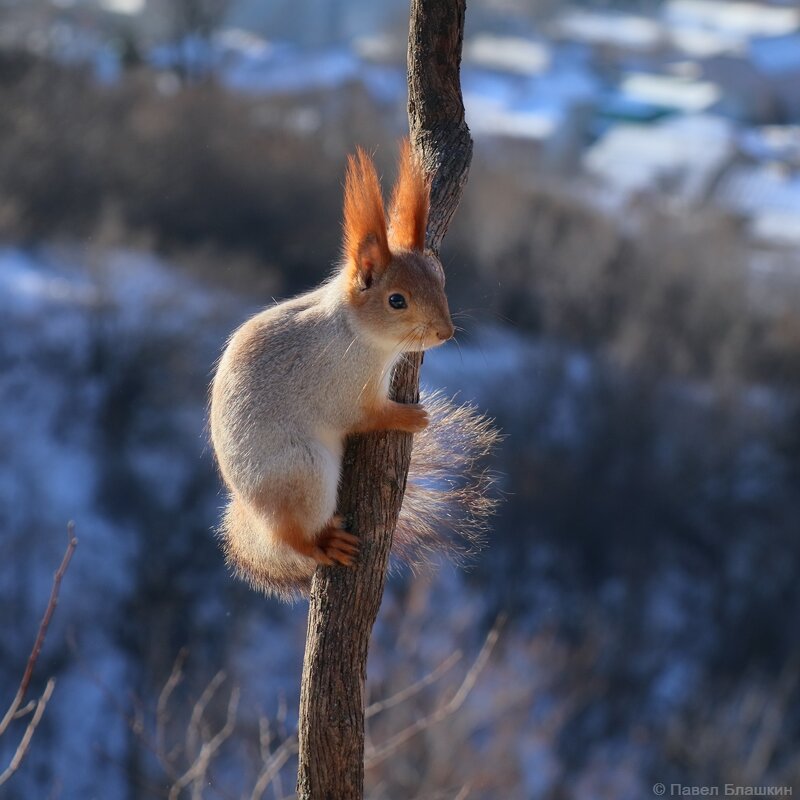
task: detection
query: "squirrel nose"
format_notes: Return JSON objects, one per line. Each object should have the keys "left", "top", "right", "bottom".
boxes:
{"left": 437, "top": 322, "right": 455, "bottom": 341}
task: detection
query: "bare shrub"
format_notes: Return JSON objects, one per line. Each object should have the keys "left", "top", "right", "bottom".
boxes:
{"left": 453, "top": 159, "right": 800, "bottom": 392}
{"left": 663, "top": 659, "right": 800, "bottom": 789}
{"left": 0, "top": 525, "right": 77, "bottom": 787}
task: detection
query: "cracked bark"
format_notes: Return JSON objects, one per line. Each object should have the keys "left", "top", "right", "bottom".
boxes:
{"left": 296, "top": 1, "right": 472, "bottom": 797}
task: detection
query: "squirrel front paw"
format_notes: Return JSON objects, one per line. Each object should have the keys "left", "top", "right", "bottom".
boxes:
{"left": 353, "top": 400, "right": 430, "bottom": 434}
{"left": 399, "top": 402, "right": 429, "bottom": 433}
{"left": 312, "top": 515, "right": 359, "bottom": 567}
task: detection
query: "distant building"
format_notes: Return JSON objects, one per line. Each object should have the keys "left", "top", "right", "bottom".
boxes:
{"left": 584, "top": 114, "right": 736, "bottom": 204}
{"left": 599, "top": 71, "right": 721, "bottom": 126}
{"left": 663, "top": 0, "right": 800, "bottom": 43}
{"left": 661, "top": 0, "right": 800, "bottom": 124}
{"left": 551, "top": 0, "right": 800, "bottom": 127}
{"left": 460, "top": 34, "right": 598, "bottom": 169}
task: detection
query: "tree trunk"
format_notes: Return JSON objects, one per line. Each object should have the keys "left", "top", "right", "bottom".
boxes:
{"left": 296, "top": 1, "right": 472, "bottom": 797}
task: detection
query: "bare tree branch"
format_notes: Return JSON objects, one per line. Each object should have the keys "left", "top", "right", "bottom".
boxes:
{"left": 0, "top": 522, "right": 78, "bottom": 786}
{"left": 365, "top": 650, "right": 462, "bottom": 719}
{"left": 453, "top": 784, "right": 473, "bottom": 800}
{"left": 186, "top": 669, "right": 226, "bottom": 762}
{"left": 365, "top": 620, "right": 502, "bottom": 768}
{"left": 296, "top": 1, "right": 472, "bottom": 797}
{"left": 168, "top": 681, "right": 240, "bottom": 800}
{"left": 250, "top": 732, "right": 299, "bottom": 800}
{"left": 0, "top": 679, "right": 56, "bottom": 787}
{"left": 156, "top": 648, "right": 187, "bottom": 776}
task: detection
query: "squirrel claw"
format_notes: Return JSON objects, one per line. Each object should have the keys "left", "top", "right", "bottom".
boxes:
{"left": 311, "top": 547, "right": 335, "bottom": 566}
{"left": 316, "top": 522, "right": 360, "bottom": 567}
{"left": 403, "top": 403, "right": 429, "bottom": 433}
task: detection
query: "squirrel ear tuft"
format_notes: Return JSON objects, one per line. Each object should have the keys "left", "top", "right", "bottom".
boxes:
{"left": 388, "top": 138, "right": 430, "bottom": 252}
{"left": 343, "top": 147, "right": 391, "bottom": 286}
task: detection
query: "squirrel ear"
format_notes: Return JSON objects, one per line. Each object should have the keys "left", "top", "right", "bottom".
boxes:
{"left": 343, "top": 147, "right": 391, "bottom": 287}
{"left": 387, "top": 138, "right": 430, "bottom": 252}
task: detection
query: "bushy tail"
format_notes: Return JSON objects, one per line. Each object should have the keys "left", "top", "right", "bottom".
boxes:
{"left": 219, "top": 495, "right": 315, "bottom": 601}
{"left": 217, "top": 392, "right": 501, "bottom": 600}
{"left": 393, "top": 390, "right": 502, "bottom": 571}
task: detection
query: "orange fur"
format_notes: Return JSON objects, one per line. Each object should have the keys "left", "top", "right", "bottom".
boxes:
{"left": 343, "top": 147, "right": 391, "bottom": 282}
{"left": 351, "top": 400, "right": 430, "bottom": 434}
{"left": 273, "top": 509, "right": 358, "bottom": 566}
{"left": 388, "top": 138, "right": 430, "bottom": 251}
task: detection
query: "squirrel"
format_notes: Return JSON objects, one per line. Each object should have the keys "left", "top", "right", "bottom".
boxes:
{"left": 209, "top": 140, "right": 499, "bottom": 600}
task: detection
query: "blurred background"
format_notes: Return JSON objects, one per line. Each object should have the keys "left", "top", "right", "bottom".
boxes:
{"left": 2, "top": 0, "right": 800, "bottom": 797}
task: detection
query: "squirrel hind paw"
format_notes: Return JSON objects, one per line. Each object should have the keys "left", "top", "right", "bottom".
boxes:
{"left": 315, "top": 523, "right": 360, "bottom": 567}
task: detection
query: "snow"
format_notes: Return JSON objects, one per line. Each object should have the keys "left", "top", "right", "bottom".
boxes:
{"left": 553, "top": 10, "right": 664, "bottom": 51}
{"left": 352, "top": 33, "right": 404, "bottom": 63}
{"left": 461, "top": 49, "right": 596, "bottom": 144}
{"left": 739, "top": 125, "right": 800, "bottom": 165}
{"left": 217, "top": 27, "right": 276, "bottom": 61}
{"left": 465, "top": 35, "right": 551, "bottom": 76}
{"left": 0, "top": 249, "right": 94, "bottom": 309}
{"left": 223, "top": 45, "right": 360, "bottom": 95}
{"left": 585, "top": 114, "right": 735, "bottom": 202}
{"left": 465, "top": 93, "right": 561, "bottom": 141}
{"left": 664, "top": 0, "right": 800, "bottom": 41}
{"left": 617, "top": 72, "right": 721, "bottom": 113}
{"left": 99, "top": 0, "right": 145, "bottom": 13}
{"left": 667, "top": 25, "right": 742, "bottom": 58}
{"left": 716, "top": 163, "right": 800, "bottom": 216}
{"left": 749, "top": 211, "right": 800, "bottom": 246}
{"left": 550, "top": 1, "right": 800, "bottom": 83}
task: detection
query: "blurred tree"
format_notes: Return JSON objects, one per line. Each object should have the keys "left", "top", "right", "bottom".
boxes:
{"left": 160, "top": 0, "right": 231, "bottom": 82}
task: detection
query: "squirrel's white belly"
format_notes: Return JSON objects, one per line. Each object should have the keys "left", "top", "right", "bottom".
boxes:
{"left": 314, "top": 425, "right": 344, "bottom": 460}
{"left": 314, "top": 425, "right": 345, "bottom": 502}
{"left": 307, "top": 431, "right": 342, "bottom": 531}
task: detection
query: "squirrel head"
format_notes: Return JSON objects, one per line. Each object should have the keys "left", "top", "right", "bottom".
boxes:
{"left": 341, "top": 140, "right": 454, "bottom": 353}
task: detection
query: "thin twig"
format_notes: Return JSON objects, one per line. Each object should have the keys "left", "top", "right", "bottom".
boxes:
{"left": 10, "top": 701, "right": 36, "bottom": 721}
{"left": 0, "top": 678, "right": 56, "bottom": 786}
{"left": 365, "top": 619, "right": 503, "bottom": 767}
{"left": 168, "top": 684, "right": 240, "bottom": 800}
{"left": 0, "top": 522, "right": 78, "bottom": 737}
{"left": 186, "top": 670, "right": 226, "bottom": 761}
{"left": 249, "top": 736, "right": 298, "bottom": 800}
{"left": 156, "top": 649, "right": 187, "bottom": 771}
{"left": 365, "top": 650, "right": 462, "bottom": 719}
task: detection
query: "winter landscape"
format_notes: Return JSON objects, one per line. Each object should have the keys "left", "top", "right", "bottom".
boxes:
{"left": 2, "top": 0, "right": 800, "bottom": 797}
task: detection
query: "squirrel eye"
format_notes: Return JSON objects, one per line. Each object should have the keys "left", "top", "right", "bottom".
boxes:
{"left": 388, "top": 293, "right": 407, "bottom": 310}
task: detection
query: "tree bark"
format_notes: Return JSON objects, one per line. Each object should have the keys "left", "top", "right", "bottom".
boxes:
{"left": 296, "top": 2, "right": 472, "bottom": 797}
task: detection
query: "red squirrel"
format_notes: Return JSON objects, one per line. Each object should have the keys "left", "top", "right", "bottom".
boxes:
{"left": 209, "top": 140, "right": 498, "bottom": 599}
